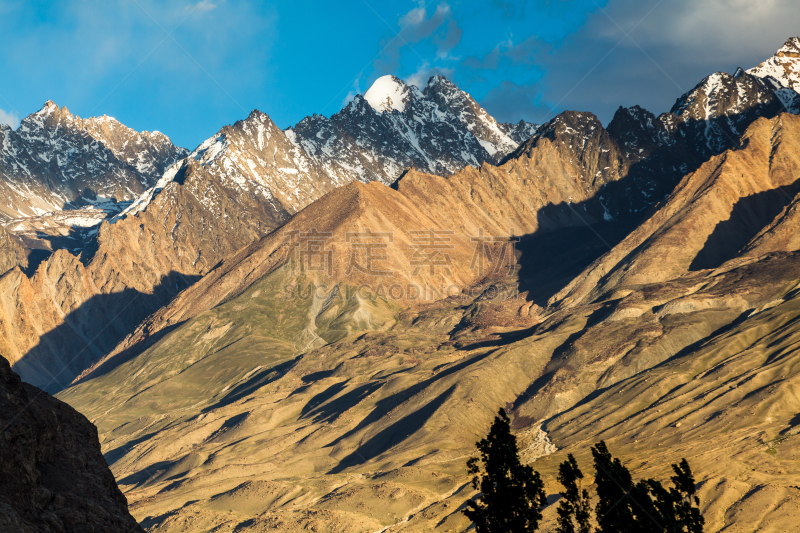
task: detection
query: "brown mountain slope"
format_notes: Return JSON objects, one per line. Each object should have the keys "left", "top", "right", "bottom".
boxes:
{"left": 0, "top": 225, "right": 27, "bottom": 276}
{"left": 552, "top": 112, "right": 800, "bottom": 309}
{"left": 6, "top": 37, "right": 800, "bottom": 394}
{"left": 0, "top": 176, "right": 266, "bottom": 392}
{"left": 538, "top": 252, "right": 800, "bottom": 532}
{"left": 4, "top": 69, "right": 789, "bottom": 392}
{"left": 0, "top": 357, "right": 142, "bottom": 532}
{"left": 740, "top": 185, "right": 800, "bottom": 257}
{"left": 0, "top": 109, "right": 354, "bottom": 392}
{"left": 85, "top": 127, "right": 637, "bottom": 377}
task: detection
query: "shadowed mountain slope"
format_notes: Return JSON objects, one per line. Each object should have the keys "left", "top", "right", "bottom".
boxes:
{"left": 552, "top": 112, "right": 800, "bottom": 310}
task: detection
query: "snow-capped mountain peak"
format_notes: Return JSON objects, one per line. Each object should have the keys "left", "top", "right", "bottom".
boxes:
{"left": 363, "top": 75, "right": 415, "bottom": 113}
{"left": 748, "top": 36, "right": 800, "bottom": 94}
{"left": 777, "top": 36, "right": 800, "bottom": 57}
{"left": 116, "top": 106, "right": 333, "bottom": 225}
{"left": 116, "top": 74, "right": 542, "bottom": 237}
{"left": 286, "top": 74, "right": 538, "bottom": 187}
{"left": 0, "top": 101, "right": 187, "bottom": 220}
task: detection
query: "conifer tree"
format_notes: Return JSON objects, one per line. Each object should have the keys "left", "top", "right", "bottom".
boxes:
{"left": 630, "top": 459, "right": 704, "bottom": 533}
{"left": 670, "top": 459, "right": 704, "bottom": 533}
{"left": 464, "top": 409, "right": 547, "bottom": 533}
{"left": 591, "top": 441, "right": 704, "bottom": 533}
{"left": 556, "top": 454, "right": 592, "bottom": 533}
{"left": 591, "top": 441, "right": 637, "bottom": 533}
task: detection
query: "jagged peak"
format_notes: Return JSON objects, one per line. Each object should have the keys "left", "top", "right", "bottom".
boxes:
{"left": 670, "top": 69, "right": 772, "bottom": 117}
{"left": 246, "top": 108, "right": 271, "bottom": 122}
{"left": 530, "top": 110, "right": 604, "bottom": 147}
{"left": 423, "top": 75, "right": 470, "bottom": 103}
{"left": 228, "top": 109, "right": 278, "bottom": 134}
{"left": 426, "top": 74, "right": 456, "bottom": 89}
{"left": 88, "top": 113, "right": 122, "bottom": 124}
{"left": 343, "top": 93, "right": 370, "bottom": 111}
{"left": 778, "top": 36, "right": 800, "bottom": 56}
{"left": 747, "top": 36, "right": 800, "bottom": 93}
{"left": 293, "top": 112, "right": 329, "bottom": 128}
{"left": 140, "top": 129, "right": 170, "bottom": 140}
{"left": 332, "top": 93, "right": 380, "bottom": 123}
{"left": 612, "top": 104, "right": 653, "bottom": 118}
{"left": 549, "top": 109, "right": 602, "bottom": 126}
{"left": 32, "top": 100, "right": 65, "bottom": 117}
{"left": 608, "top": 105, "right": 657, "bottom": 135}
{"left": 18, "top": 101, "right": 70, "bottom": 131}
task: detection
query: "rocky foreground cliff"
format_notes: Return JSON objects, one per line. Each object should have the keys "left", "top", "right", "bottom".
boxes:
{"left": 0, "top": 356, "right": 142, "bottom": 532}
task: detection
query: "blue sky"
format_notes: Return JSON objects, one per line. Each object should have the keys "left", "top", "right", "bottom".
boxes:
{"left": 0, "top": 0, "right": 797, "bottom": 149}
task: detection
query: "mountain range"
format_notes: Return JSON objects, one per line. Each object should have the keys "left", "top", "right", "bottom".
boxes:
{"left": 0, "top": 102, "right": 188, "bottom": 221}
{"left": 2, "top": 35, "right": 800, "bottom": 533}
{"left": 0, "top": 72, "right": 540, "bottom": 392}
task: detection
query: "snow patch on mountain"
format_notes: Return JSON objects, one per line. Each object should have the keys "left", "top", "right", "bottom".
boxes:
{"left": 748, "top": 37, "right": 800, "bottom": 94}
{"left": 364, "top": 75, "right": 411, "bottom": 113}
{"left": 0, "top": 101, "right": 186, "bottom": 221}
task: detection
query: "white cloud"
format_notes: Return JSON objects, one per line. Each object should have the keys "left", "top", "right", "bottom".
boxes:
{"left": 589, "top": 0, "right": 799, "bottom": 66}
{"left": 341, "top": 76, "right": 362, "bottom": 107}
{"left": 192, "top": 0, "right": 218, "bottom": 13}
{"left": 375, "top": 2, "right": 462, "bottom": 74}
{"left": 486, "top": 0, "right": 800, "bottom": 125}
{"left": 0, "top": 108, "right": 20, "bottom": 129}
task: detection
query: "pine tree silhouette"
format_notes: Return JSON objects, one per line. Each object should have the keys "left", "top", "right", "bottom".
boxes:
{"left": 591, "top": 441, "right": 637, "bottom": 532}
{"left": 464, "top": 409, "right": 547, "bottom": 533}
{"left": 591, "top": 441, "right": 704, "bottom": 533}
{"left": 629, "top": 459, "right": 705, "bottom": 533}
{"left": 556, "top": 454, "right": 592, "bottom": 533}
{"left": 670, "top": 459, "right": 704, "bottom": 533}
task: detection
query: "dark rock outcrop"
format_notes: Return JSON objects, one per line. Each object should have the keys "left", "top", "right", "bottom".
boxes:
{"left": 0, "top": 356, "right": 142, "bottom": 532}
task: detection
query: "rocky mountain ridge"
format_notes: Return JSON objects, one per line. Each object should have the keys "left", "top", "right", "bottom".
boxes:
{"left": 748, "top": 35, "right": 800, "bottom": 109}
{"left": 288, "top": 75, "right": 533, "bottom": 187}
{"left": 0, "top": 102, "right": 187, "bottom": 221}
{"left": 5, "top": 38, "right": 800, "bottom": 396}
{"left": 0, "top": 75, "right": 542, "bottom": 394}
{"left": 3, "top": 33, "right": 800, "bottom": 533}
